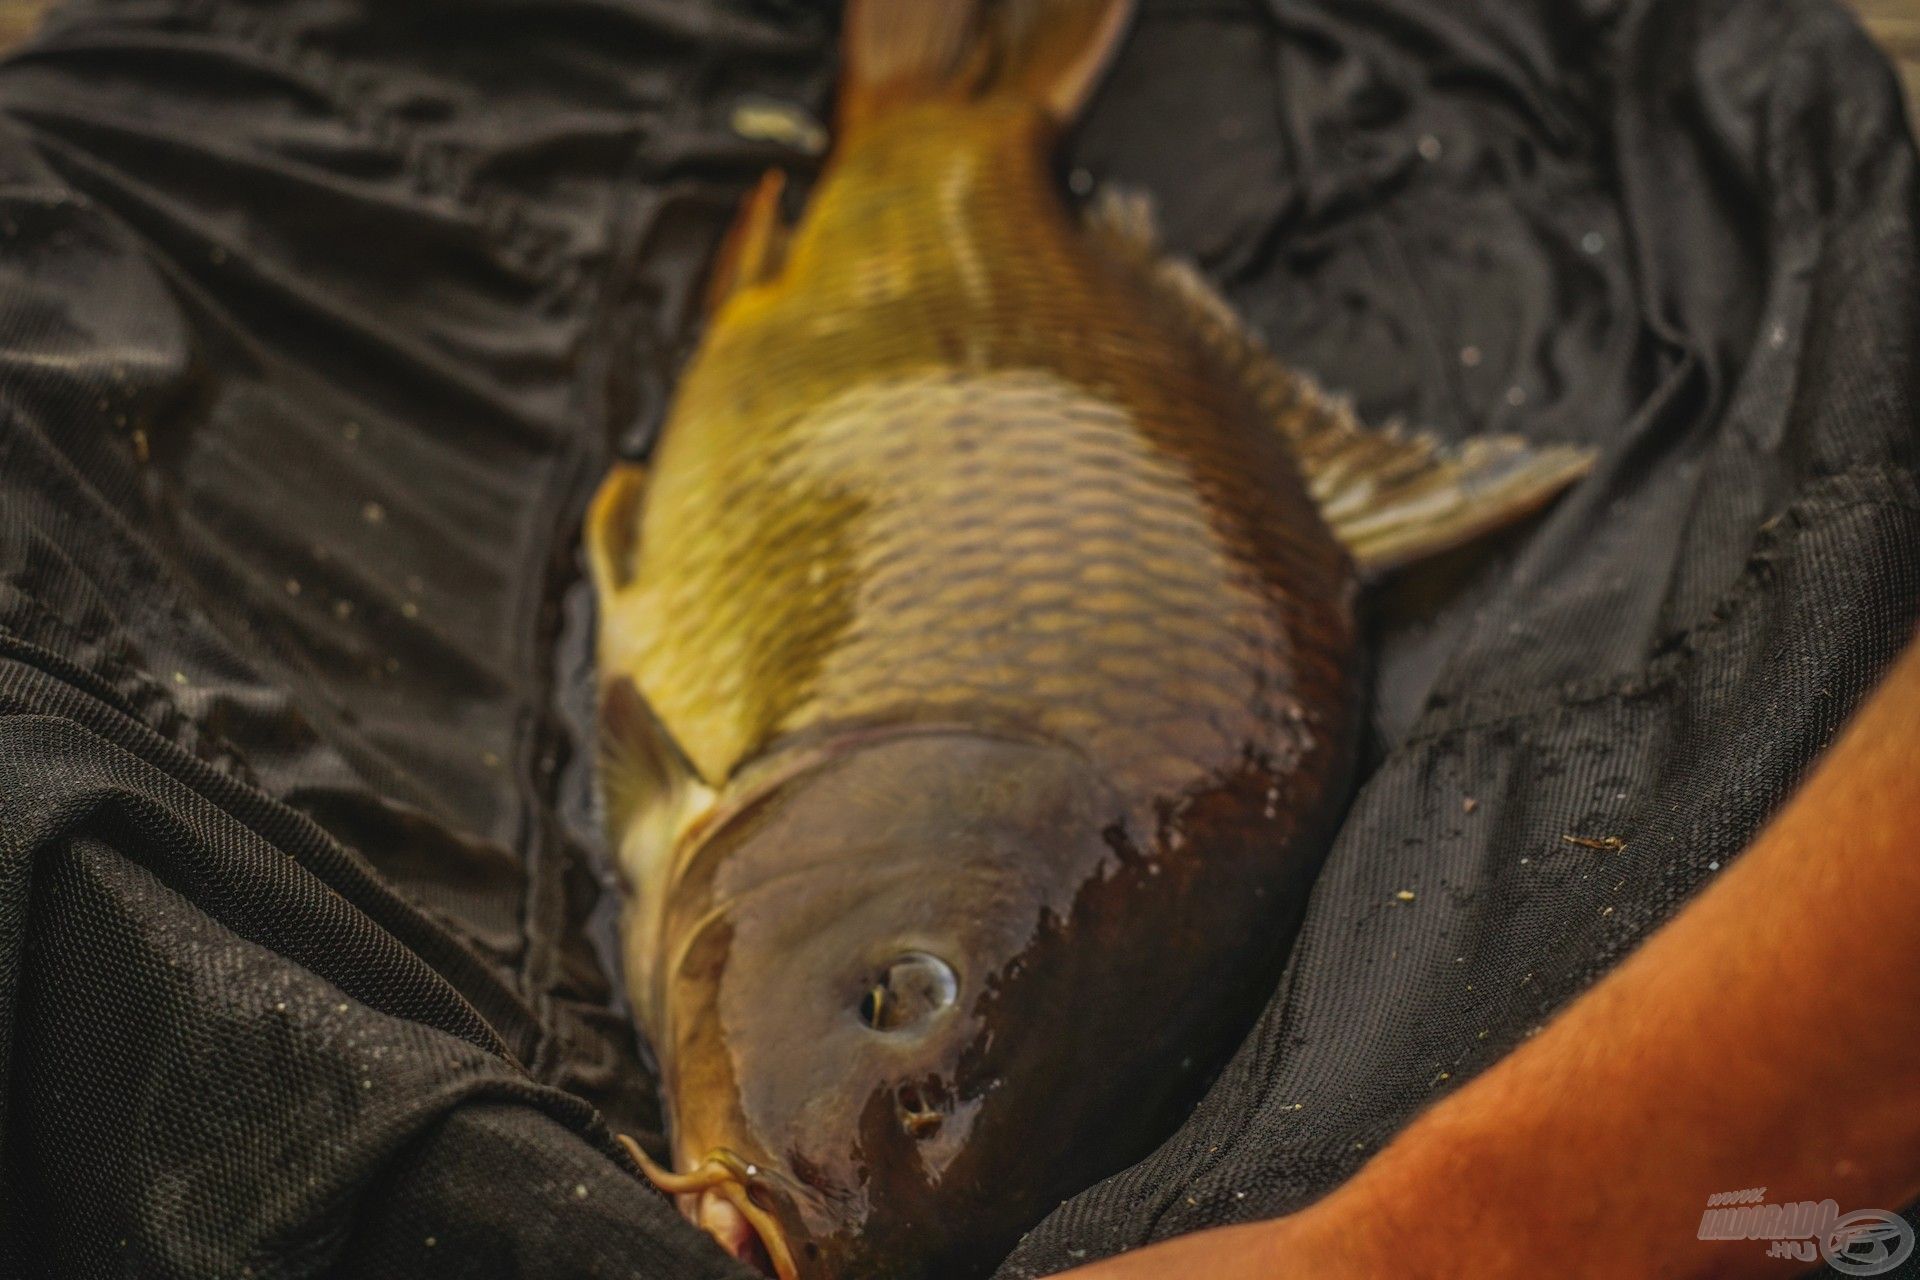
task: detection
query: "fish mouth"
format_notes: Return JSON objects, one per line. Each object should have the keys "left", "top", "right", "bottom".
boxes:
{"left": 617, "top": 1135, "right": 801, "bottom": 1280}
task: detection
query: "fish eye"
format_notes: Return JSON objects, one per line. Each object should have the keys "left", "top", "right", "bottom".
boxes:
{"left": 857, "top": 951, "right": 958, "bottom": 1032}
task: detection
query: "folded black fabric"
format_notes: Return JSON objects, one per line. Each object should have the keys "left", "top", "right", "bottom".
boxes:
{"left": 0, "top": 1, "right": 1914, "bottom": 1276}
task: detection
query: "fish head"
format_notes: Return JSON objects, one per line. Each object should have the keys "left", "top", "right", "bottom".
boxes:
{"left": 645, "top": 729, "right": 1158, "bottom": 1279}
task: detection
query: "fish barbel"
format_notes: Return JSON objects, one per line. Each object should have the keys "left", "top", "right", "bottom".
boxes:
{"left": 586, "top": 2, "right": 1590, "bottom": 1275}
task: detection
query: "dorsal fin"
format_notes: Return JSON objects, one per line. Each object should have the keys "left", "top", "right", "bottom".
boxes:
{"left": 1085, "top": 188, "right": 1595, "bottom": 576}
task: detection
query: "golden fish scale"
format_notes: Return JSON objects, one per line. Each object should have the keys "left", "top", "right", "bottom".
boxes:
{"left": 599, "top": 100, "right": 1354, "bottom": 809}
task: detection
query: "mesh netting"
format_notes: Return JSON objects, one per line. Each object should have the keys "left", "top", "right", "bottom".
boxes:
{"left": 0, "top": 0, "right": 1916, "bottom": 1276}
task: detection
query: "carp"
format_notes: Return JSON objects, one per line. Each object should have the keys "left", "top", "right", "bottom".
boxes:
{"left": 586, "top": 1, "right": 1590, "bottom": 1275}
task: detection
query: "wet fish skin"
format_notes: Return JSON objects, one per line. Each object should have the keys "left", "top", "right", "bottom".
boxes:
{"left": 587, "top": 2, "right": 1381, "bottom": 1274}
{"left": 598, "top": 100, "right": 1357, "bottom": 809}
{"left": 591, "top": 88, "right": 1360, "bottom": 1280}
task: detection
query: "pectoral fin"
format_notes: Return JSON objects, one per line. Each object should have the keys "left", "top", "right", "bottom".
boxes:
{"left": 1086, "top": 188, "right": 1595, "bottom": 576}
{"left": 599, "top": 673, "right": 716, "bottom": 1035}
{"left": 1282, "top": 411, "right": 1595, "bottom": 574}
{"left": 600, "top": 675, "right": 713, "bottom": 840}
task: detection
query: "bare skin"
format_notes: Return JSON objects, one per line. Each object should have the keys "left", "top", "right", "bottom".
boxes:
{"left": 1061, "top": 628, "right": 1920, "bottom": 1279}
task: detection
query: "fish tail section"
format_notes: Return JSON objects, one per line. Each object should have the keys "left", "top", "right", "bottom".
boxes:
{"left": 839, "top": 0, "right": 1135, "bottom": 130}
{"left": 1085, "top": 187, "right": 1595, "bottom": 577}
{"left": 990, "top": 0, "right": 1136, "bottom": 122}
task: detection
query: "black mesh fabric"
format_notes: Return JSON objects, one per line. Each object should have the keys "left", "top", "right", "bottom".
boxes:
{"left": 0, "top": 0, "right": 1915, "bottom": 1277}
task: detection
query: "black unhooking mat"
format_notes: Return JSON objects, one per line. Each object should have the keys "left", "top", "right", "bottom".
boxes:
{"left": 0, "top": 0, "right": 1916, "bottom": 1275}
